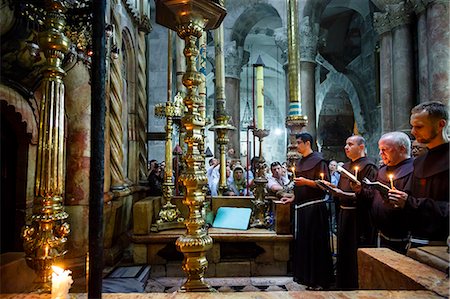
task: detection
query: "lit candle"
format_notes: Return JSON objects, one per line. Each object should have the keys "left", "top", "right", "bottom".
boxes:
{"left": 354, "top": 166, "right": 359, "bottom": 180}
{"left": 291, "top": 167, "right": 296, "bottom": 179}
{"left": 51, "top": 266, "right": 73, "bottom": 299}
{"left": 320, "top": 173, "right": 324, "bottom": 180}
{"left": 388, "top": 174, "right": 394, "bottom": 189}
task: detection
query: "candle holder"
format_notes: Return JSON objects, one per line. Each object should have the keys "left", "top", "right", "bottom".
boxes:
{"left": 152, "top": 37, "right": 185, "bottom": 231}
{"left": 22, "top": 0, "right": 71, "bottom": 291}
{"left": 250, "top": 129, "right": 270, "bottom": 228}
{"left": 155, "top": 0, "right": 226, "bottom": 292}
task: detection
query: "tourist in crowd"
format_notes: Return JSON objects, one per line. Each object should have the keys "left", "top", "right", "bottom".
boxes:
{"left": 327, "top": 160, "right": 340, "bottom": 233}
{"left": 267, "top": 161, "right": 291, "bottom": 195}
{"left": 411, "top": 139, "right": 427, "bottom": 158}
{"left": 327, "top": 135, "right": 378, "bottom": 289}
{"left": 148, "top": 163, "right": 163, "bottom": 196}
{"left": 388, "top": 101, "right": 449, "bottom": 248}
{"left": 281, "top": 132, "right": 333, "bottom": 290}
{"left": 227, "top": 165, "right": 253, "bottom": 196}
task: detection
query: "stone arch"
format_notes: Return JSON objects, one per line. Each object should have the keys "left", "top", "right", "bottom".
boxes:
{"left": 230, "top": 3, "right": 282, "bottom": 47}
{"left": 317, "top": 88, "right": 354, "bottom": 161}
{"left": 0, "top": 84, "right": 38, "bottom": 144}
{"left": 0, "top": 84, "right": 38, "bottom": 252}
{"left": 317, "top": 71, "right": 365, "bottom": 135}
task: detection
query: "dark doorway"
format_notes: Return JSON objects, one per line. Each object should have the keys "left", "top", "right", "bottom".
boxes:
{"left": 1, "top": 101, "right": 29, "bottom": 253}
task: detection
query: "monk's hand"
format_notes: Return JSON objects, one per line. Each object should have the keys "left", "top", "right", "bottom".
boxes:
{"left": 328, "top": 185, "right": 344, "bottom": 198}
{"left": 388, "top": 189, "right": 407, "bottom": 208}
{"left": 294, "top": 177, "right": 306, "bottom": 186}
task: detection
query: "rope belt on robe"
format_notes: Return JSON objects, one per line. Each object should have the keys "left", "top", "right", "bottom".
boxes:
{"left": 294, "top": 198, "right": 327, "bottom": 239}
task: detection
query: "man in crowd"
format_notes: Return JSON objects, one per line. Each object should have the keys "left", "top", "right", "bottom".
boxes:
{"left": 267, "top": 161, "right": 291, "bottom": 195}
{"left": 282, "top": 133, "right": 333, "bottom": 290}
{"left": 328, "top": 135, "right": 378, "bottom": 289}
{"left": 327, "top": 160, "right": 340, "bottom": 233}
{"left": 360, "top": 132, "right": 413, "bottom": 253}
{"left": 388, "top": 101, "right": 449, "bottom": 248}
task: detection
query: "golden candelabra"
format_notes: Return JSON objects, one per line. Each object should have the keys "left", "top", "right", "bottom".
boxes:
{"left": 209, "top": 13, "right": 236, "bottom": 195}
{"left": 251, "top": 129, "right": 270, "bottom": 228}
{"left": 152, "top": 29, "right": 185, "bottom": 232}
{"left": 155, "top": 0, "right": 226, "bottom": 292}
{"left": 22, "top": 0, "right": 70, "bottom": 291}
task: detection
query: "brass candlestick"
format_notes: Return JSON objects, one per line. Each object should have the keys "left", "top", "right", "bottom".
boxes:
{"left": 209, "top": 9, "right": 236, "bottom": 196}
{"left": 22, "top": 0, "right": 70, "bottom": 290}
{"left": 155, "top": 0, "right": 226, "bottom": 292}
{"left": 251, "top": 129, "right": 270, "bottom": 228}
{"left": 152, "top": 29, "right": 185, "bottom": 232}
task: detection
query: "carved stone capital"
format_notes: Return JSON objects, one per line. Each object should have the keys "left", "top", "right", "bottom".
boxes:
{"left": 274, "top": 27, "right": 288, "bottom": 62}
{"left": 386, "top": 1, "right": 413, "bottom": 28}
{"left": 224, "top": 41, "right": 247, "bottom": 79}
{"left": 373, "top": 1, "right": 413, "bottom": 34}
{"left": 373, "top": 11, "right": 391, "bottom": 35}
{"left": 299, "top": 17, "right": 319, "bottom": 62}
{"left": 412, "top": 0, "right": 449, "bottom": 14}
{"left": 139, "top": 14, "right": 152, "bottom": 33}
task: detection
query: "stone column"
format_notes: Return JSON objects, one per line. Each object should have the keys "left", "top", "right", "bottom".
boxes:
{"left": 109, "top": 28, "right": 127, "bottom": 189}
{"left": 413, "top": 1, "right": 430, "bottom": 102}
{"left": 224, "top": 42, "right": 245, "bottom": 158}
{"left": 299, "top": 17, "right": 318, "bottom": 139}
{"left": 137, "top": 17, "right": 152, "bottom": 181}
{"left": 387, "top": 2, "right": 415, "bottom": 131}
{"left": 374, "top": 12, "right": 394, "bottom": 133}
{"left": 64, "top": 60, "right": 91, "bottom": 264}
{"left": 426, "top": 0, "right": 450, "bottom": 103}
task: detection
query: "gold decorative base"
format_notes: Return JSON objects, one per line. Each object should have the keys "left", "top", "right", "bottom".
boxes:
{"left": 151, "top": 221, "right": 185, "bottom": 232}
{"left": 178, "top": 280, "right": 216, "bottom": 292}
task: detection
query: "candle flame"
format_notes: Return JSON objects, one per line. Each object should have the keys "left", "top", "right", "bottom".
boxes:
{"left": 388, "top": 174, "right": 394, "bottom": 179}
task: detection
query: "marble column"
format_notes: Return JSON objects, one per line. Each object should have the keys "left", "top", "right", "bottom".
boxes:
{"left": 109, "top": 28, "right": 127, "bottom": 190}
{"left": 299, "top": 17, "right": 319, "bottom": 139}
{"left": 224, "top": 42, "right": 245, "bottom": 158}
{"left": 388, "top": 2, "right": 415, "bottom": 131}
{"left": 137, "top": 17, "right": 152, "bottom": 181}
{"left": 413, "top": 1, "right": 430, "bottom": 102}
{"left": 426, "top": 0, "right": 450, "bottom": 103}
{"left": 374, "top": 12, "right": 394, "bottom": 133}
{"left": 64, "top": 60, "right": 91, "bottom": 261}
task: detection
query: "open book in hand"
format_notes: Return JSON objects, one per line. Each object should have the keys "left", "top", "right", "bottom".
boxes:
{"left": 336, "top": 165, "right": 361, "bottom": 185}
{"left": 362, "top": 177, "right": 390, "bottom": 200}
{"left": 315, "top": 180, "right": 336, "bottom": 193}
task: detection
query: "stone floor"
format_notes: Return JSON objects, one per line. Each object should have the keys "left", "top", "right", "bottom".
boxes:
{"left": 145, "top": 276, "right": 307, "bottom": 293}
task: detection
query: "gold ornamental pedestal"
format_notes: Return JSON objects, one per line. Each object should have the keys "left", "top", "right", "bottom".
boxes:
{"left": 155, "top": 0, "right": 226, "bottom": 292}
{"left": 22, "top": 0, "right": 71, "bottom": 291}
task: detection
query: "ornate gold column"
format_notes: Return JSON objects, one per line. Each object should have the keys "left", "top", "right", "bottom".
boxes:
{"left": 155, "top": 0, "right": 226, "bottom": 292}
{"left": 286, "top": 0, "right": 307, "bottom": 162}
{"left": 22, "top": 0, "right": 70, "bottom": 290}
{"left": 210, "top": 0, "right": 236, "bottom": 195}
